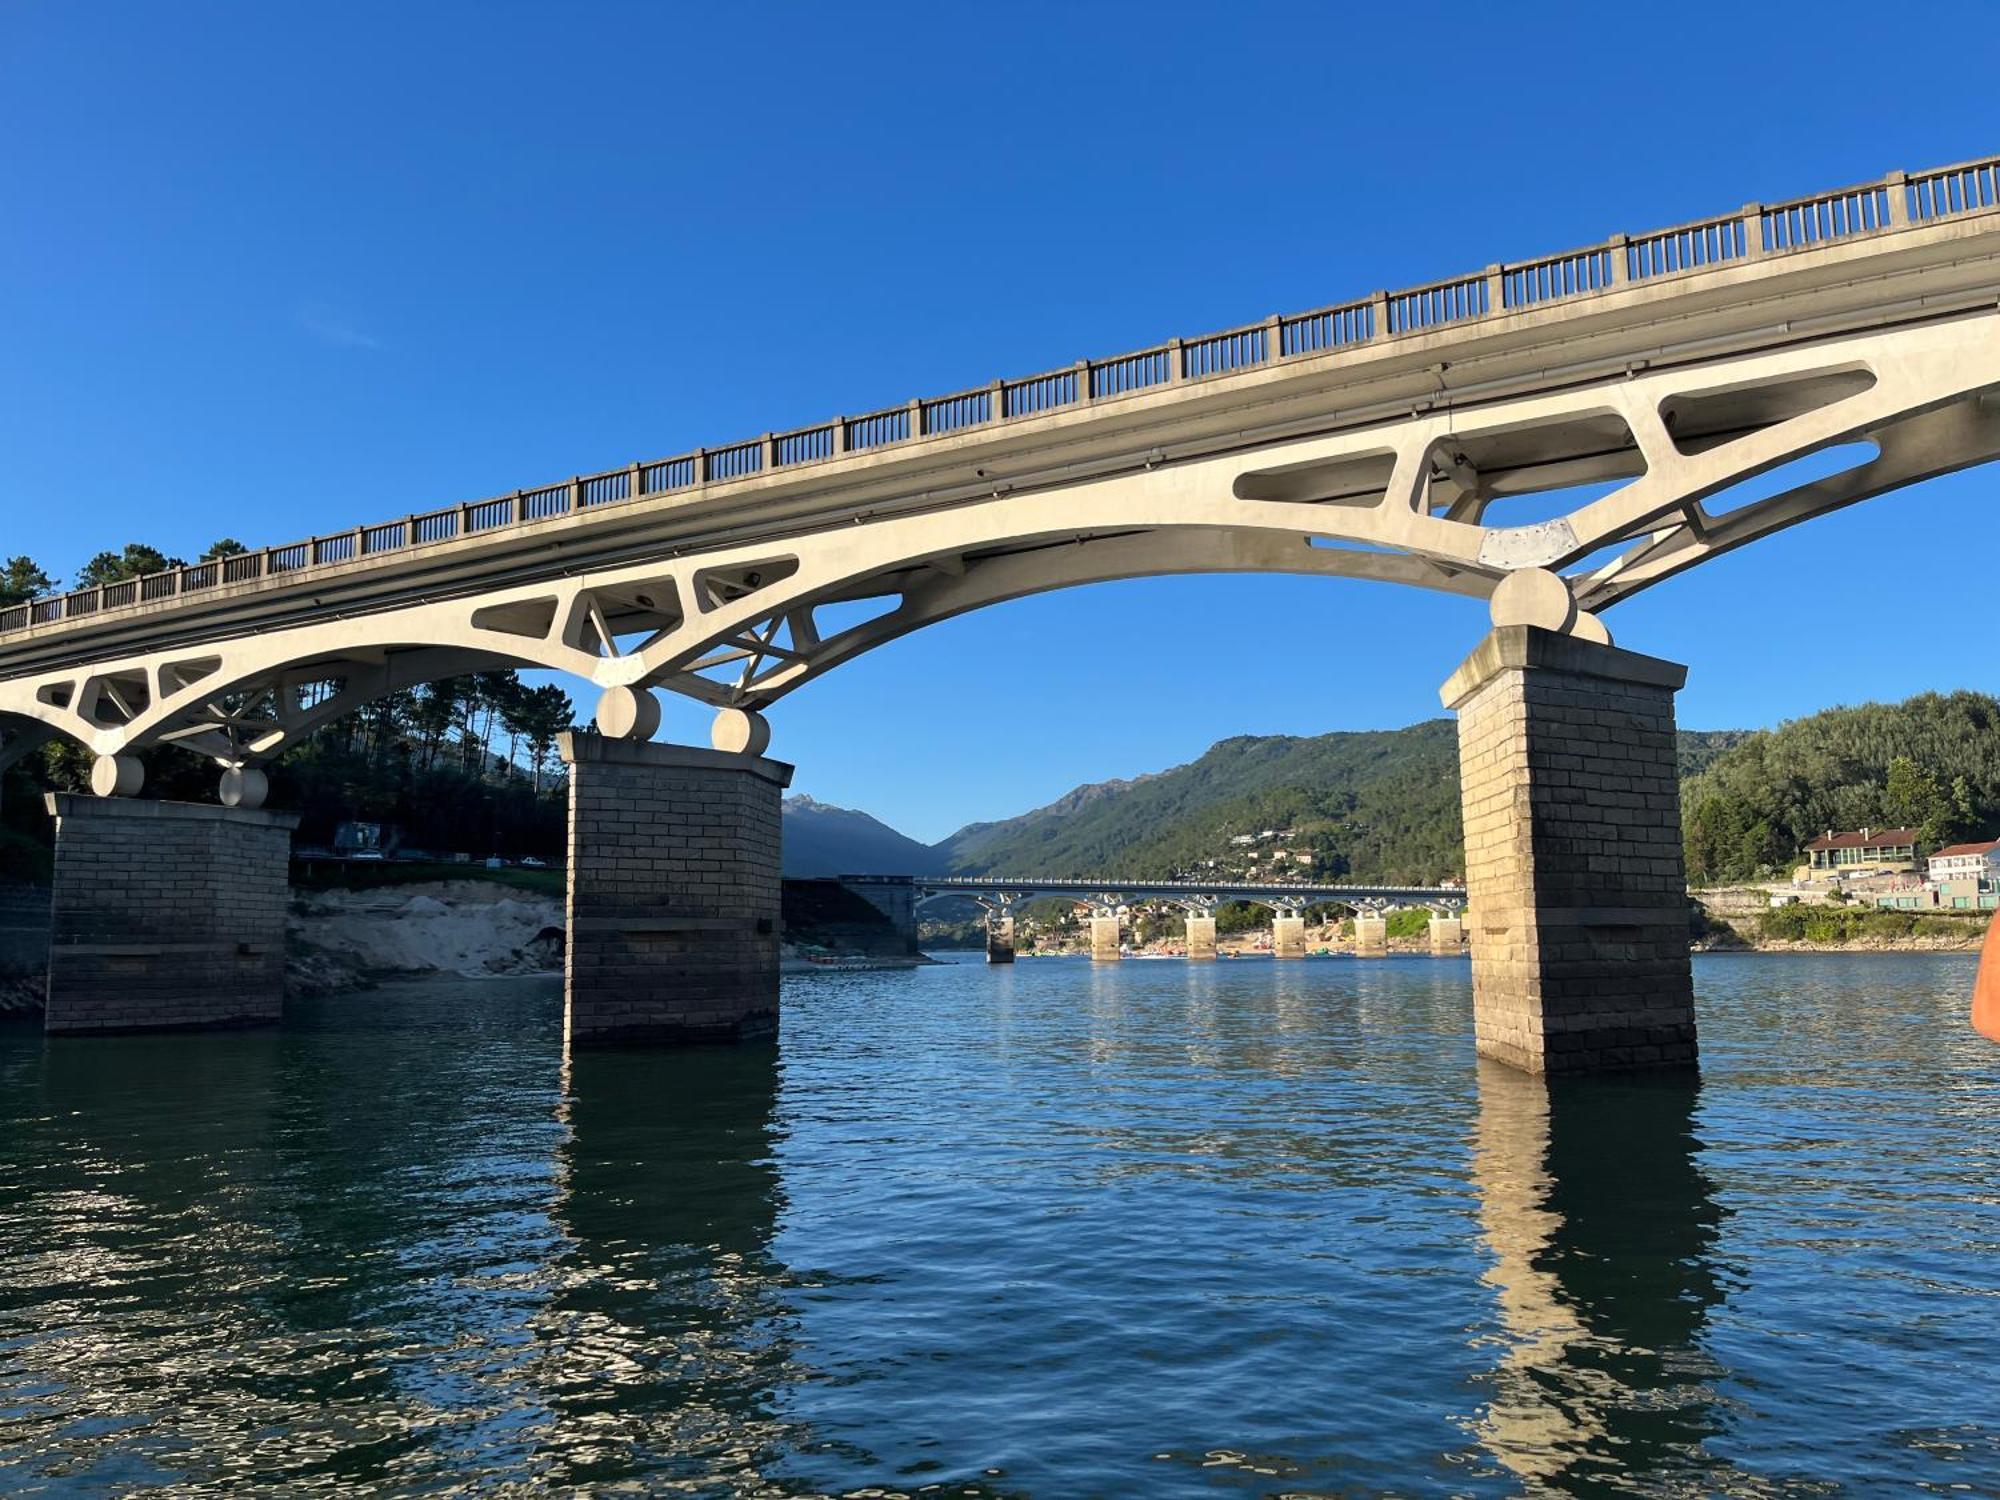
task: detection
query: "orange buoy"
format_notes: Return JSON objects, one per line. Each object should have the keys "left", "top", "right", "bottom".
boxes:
{"left": 1974, "top": 908, "right": 2000, "bottom": 1043}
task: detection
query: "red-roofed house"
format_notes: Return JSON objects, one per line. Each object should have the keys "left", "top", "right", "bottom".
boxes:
{"left": 1928, "top": 839, "right": 2000, "bottom": 885}
{"left": 1802, "top": 827, "right": 1922, "bottom": 877}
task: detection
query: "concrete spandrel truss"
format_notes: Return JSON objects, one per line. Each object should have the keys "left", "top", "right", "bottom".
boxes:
{"left": 3, "top": 307, "right": 1998, "bottom": 784}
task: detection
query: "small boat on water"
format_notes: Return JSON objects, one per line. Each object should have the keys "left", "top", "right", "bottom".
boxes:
{"left": 1973, "top": 909, "right": 2000, "bottom": 1042}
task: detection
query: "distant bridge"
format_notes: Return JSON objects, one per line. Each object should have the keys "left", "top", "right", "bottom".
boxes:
{"left": 886, "top": 873, "right": 1458, "bottom": 913}
{"left": 834, "top": 874, "right": 1464, "bottom": 962}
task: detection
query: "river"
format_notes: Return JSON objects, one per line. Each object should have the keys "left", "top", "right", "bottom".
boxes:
{"left": 1, "top": 952, "right": 1996, "bottom": 1496}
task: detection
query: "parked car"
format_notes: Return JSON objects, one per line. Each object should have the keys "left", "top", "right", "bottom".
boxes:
{"left": 520, "top": 856, "right": 548, "bottom": 869}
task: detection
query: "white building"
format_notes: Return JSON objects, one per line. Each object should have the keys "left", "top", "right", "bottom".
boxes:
{"left": 1927, "top": 839, "right": 2000, "bottom": 885}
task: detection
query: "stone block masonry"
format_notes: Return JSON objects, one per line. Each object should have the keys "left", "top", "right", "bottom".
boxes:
{"left": 1184, "top": 914, "right": 1217, "bottom": 960}
{"left": 561, "top": 733, "right": 792, "bottom": 1047}
{"left": 1090, "top": 915, "right": 1121, "bottom": 961}
{"left": 1272, "top": 914, "right": 1306, "bottom": 958}
{"left": 1441, "top": 627, "right": 1696, "bottom": 1076}
{"left": 43, "top": 794, "right": 298, "bottom": 1034}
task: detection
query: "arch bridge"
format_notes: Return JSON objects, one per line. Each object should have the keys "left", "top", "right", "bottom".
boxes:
{"left": 7, "top": 153, "right": 2000, "bottom": 1072}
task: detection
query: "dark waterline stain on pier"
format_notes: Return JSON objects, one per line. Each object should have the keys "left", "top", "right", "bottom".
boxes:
{"left": 1, "top": 954, "right": 1996, "bottom": 1495}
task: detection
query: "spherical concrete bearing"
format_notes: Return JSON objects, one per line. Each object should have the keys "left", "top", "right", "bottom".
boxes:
{"left": 1489, "top": 568, "right": 1578, "bottom": 634}
{"left": 710, "top": 707, "right": 770, "bottom": 757}
{"left": 595, "top": 685, "right": 661, "bottom": 741}
{"left": 90, "top": 753, "right": 143, "bottom": 798}
{"left": 219, "top": 766, "right": 269, "bottom": 809}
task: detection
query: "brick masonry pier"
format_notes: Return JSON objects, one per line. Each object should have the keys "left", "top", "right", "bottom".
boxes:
{"left": 1442, "top": 627, "right": 1697, "bottom": 1075}
{"left": 43, "top": 794, "right": 296, "bottom": 1034}
{"left": 560, "top": 733, "right": 791, "bottom": 1047}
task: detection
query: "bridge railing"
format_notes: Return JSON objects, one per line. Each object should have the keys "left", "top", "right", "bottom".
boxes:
{"left": 8, "top": 151, "right": 1999, "bottom": 641}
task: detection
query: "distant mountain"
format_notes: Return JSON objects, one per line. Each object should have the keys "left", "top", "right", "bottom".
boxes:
{"left": 787, "top": 695, "right": 1982, "bottom": 891}
{"left": 936, "top": 722, "right": 1757, "bottom": 886}
{"left": 937, "top": 722, "right": 1468, "bottom": 884}
{"left": 782, "top": 794, "right": 946, "bottom": 878}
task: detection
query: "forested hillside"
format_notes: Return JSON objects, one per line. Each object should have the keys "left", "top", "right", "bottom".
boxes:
{"left": 1680, "top": 691, "right": 2000, "bottom": 882}
{"left": 940, "top": 723, "right": 1469, "bottom": 883}
{"left": 936, "top": 704, "right": 1991, "bottom": 887}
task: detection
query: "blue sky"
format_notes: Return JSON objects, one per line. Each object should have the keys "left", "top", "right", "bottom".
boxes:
{"left": 4, "top": 3, "right": 1996, "bottom": 842}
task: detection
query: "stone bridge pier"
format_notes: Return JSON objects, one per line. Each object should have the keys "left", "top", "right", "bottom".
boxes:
{"left": 1090, "top": 908, "right": 1122, "bottom": 961}
{"left": 41, "top": 794, "right": 297, "bottom": 1034}
{"left": 985, "top": 912, "right": 1016, "bottom": 965}
{"left": 1443, "top": 626, "right": 1696, "bottom": 1075}
{"left": 560, "top": 732, "right": 790, "bottom": 1048}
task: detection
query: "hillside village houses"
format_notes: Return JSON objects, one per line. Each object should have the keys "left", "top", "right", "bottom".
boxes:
{"left": 1801, "top": 827, "right": 2000, "bottom": 912}
{"left": 1929, "top": 839, "right": 2000, "bottom": 885}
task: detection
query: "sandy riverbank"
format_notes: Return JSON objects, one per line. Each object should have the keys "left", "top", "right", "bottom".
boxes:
{"left": 287, "top": 881, "right": 565, "bottom": 995}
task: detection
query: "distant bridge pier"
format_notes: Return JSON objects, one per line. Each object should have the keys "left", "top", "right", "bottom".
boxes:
{"left": 1090, "top": 907, "right": 1122, "bottom": 961}
{"left": 1352, "top": 907, "right": 1388, "bottom": 956}
{"left": 1428, "top": 911, "right": 1465, "bottom": 956}
{"left": 1271, "top": 905, "right": 1308, "bottom": 959}
{"left": 1443, "top": 624, "right": 1696, "bottom": 1076}
{"left": 1183, "top": 907, "right": 1218, "bottom": 960}
{"left": 41, "top": 793, "right": 296, "bottom": 1034}
{"left": 559, "top": 730, "right": 789, "bottom": 1048}
{"left": 985, "top": 912, "right": 1016, "bottom": 965}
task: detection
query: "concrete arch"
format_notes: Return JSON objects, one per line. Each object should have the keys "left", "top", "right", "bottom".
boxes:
{"left": 6, "top": 308, "right": 1997, "bottom": 783}
{"left": 604, "top": 313, "right": 2000, "bottom": 714}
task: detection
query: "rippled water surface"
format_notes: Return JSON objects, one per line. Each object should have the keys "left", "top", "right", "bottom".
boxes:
{"left": 3, "top": 952, "right": 1998, "bottom": 1496}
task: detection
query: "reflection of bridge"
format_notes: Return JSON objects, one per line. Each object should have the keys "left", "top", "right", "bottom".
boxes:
{"left": 10, "top": 153, "right": 2000, "bottom": 1071}
{"left": 839, "top": 873, "right": 1464, "bottom": 962}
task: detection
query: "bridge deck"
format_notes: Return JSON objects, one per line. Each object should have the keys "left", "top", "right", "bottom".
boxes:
{"left": 6, "top": 154, "right": 2000, "bottom": 678}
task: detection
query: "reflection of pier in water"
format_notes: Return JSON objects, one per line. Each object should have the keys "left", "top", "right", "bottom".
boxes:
{"left": 538, "top": 1047, "right": 797, "bottom": 1490}
{"left": 1471, "top": 1062, "right": 1734, "bottom": 1490}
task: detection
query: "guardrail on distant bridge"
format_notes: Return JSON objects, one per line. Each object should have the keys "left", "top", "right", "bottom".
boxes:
{"left": 6, "top": 153, "right": 1998, "bottom": 640}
